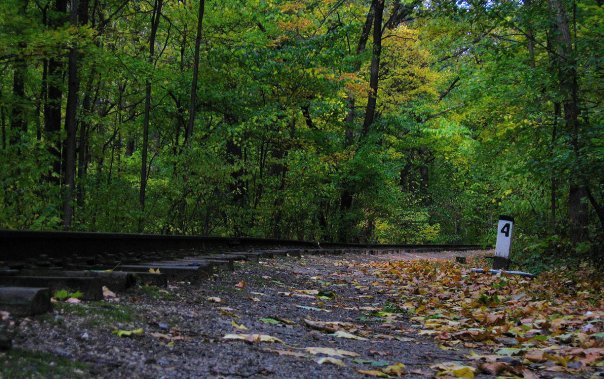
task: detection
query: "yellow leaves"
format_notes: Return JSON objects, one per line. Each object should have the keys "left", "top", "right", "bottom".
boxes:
{"left": 361, "top": 258, "right": 604, "bottom": 376}
{"left": 223, "top": 334, "right": 283, "bottom": 344}
{"left": 148, "top": 268, "right": 160, "bottom": 274}
{"left": 277, "top": 18, "right": 313, "bottom": 33}
{"left": 278, "top": 3, "right": 305, "bottom": 14}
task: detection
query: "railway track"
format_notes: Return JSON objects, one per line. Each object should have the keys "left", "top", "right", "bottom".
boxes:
{"left": 0, "top": 230, "right": 483, "bottom": 321}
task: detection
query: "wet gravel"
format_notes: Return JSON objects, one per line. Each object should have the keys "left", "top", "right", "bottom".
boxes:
{"left": 11, "top": 250, "right": 488, "bottom": 378}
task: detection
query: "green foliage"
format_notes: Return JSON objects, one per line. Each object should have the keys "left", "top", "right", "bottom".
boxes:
{"left": 53, "top": 290, "right": 83, "bottom": 301}
{"left": 0, "top": 0, "right": 601, "bottom": 266}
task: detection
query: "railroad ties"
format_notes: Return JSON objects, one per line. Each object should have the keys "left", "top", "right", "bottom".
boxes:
{"left": 0, "top": 247, "right": 353, "bottom": 315}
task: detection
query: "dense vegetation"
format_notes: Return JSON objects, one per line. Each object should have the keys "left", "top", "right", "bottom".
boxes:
{"left": 0, "top": 0, "right": 602, "bottom": 262}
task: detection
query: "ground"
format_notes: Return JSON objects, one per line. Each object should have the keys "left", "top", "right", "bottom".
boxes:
{"left": 2, "top": 250, "right": 601, "bottom": 378}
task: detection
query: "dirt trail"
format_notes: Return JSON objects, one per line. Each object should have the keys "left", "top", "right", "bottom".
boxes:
{"left": 7, "top": 250, "right": 490, "bottom": 378}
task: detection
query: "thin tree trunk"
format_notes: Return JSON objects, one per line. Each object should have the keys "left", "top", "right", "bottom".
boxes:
{"left": 338, "top": 3, "right": 375, "bottom": 242}
{"left": 77, "top": 71, "right": 95, "bottom": 207}
{"left": 362, "top": 0, "right": 385, "bottom": 135}
{"left": 45, "top": 0, "right": 68, "bottom": 184}
{"left": 548, "top": 0, "right": 588, "bottom": 242}
{"left": 62, "top": 0, "right": 80, "bottom": 229}
{"left": 344, "top": 2, "right": 374, "bottom": 146}
{"left": 139, "top": 0, "right": 163, "bottom": 230}
{"left": 10, "top": 0, "right": 29, "bottom": 147}
{"left": 551, "top": 102, "right": 560, "bottom": 228}
{"left": 185, "top": 0, "right": 205, "bottom": 144}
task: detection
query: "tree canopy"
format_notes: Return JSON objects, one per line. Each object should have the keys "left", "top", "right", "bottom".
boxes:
{"left": 0, "top": 0, "right": 602, "bottom": 265}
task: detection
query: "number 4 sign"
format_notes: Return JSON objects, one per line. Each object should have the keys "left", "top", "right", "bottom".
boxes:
{"left": 494, "top": 215, "right": 514, "bottom": 269}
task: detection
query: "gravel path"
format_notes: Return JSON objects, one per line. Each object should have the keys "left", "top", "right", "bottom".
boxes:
{"left": 9, "top": 250, "right": 488, "bottom": 378}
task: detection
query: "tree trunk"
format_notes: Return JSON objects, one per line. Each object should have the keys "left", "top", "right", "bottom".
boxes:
{"left": 338, "top": 3, "right": 375, "bottom": 242}
{"left": 45, "top": 0, "right": 68, "bottom": 184}
{"left": 62, "top": 0, "right": 80, "bottom": 229}
{"left": 77, "top": 70, "right": 95, "bottom": 208}
{"left": 551, "top": 102, "right": 560, "bottom": 229}
{"left": 548, "top": 0, "right": 588, "bottom": 242}
{"left": 185, "top": 0, "right": 205, "bottom": 144}
{"left": 139, "top": 0, "right": 163, "bottom": 230}
{"left": 344, "top": 1, "right": 374, "bottom": 145}
{"left": 362, "top": 0, "right": 385, "bottom": 135}
{"left": 9, "top": 0, "right": 28, "bottom": 147}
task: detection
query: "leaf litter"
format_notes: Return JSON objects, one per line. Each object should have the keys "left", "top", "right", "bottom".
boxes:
{"left": 356, "top": 257, "right": 604, "bottom": 376}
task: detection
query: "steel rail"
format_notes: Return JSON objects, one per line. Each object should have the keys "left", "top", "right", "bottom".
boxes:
{"left": 0, "top": 229, "right": 484, "bottom": 268}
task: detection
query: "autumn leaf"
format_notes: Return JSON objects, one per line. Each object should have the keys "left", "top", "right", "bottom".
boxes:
{"left": 431, "top": 362, "right": 475, "bottom": 378}
{"left": 304, "top": 319, "right": 357, "bottom": 333}
{"left": 231, "top": 321, "right": 248, "bottom": 330}
{"left": 235, "top": 281, "right": 246, "bottom": 289}
{"left": 331, "top": 330, "right": 368, "bottom": 341}
{"left": 102, "top": 286, "right": 117, "bottom": 300}
{"left": 148, "top": 268, "right": 160, "bottom": 274}
{"left": 382, "top": 363, "right": 406, "bottom": 376}
{"left": 262, "top": 348, "right": 307, "bottom": 358}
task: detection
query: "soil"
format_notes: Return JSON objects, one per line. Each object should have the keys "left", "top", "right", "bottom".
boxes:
{"left": 4, "top": 250, "right": 491, "bottom": 378}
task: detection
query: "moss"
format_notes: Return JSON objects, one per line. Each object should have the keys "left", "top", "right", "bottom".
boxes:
{"left": 53, "top": 302, "right": 136, "bottom": 327}
{"left": 0, "top": 349, "right": 90, "bottom": 378}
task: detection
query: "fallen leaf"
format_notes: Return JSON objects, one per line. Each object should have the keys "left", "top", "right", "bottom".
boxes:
{"left": 235, "top": 281, "right": 246, "bottom": 289}
{"left": 65, "top": 297, "right": 81, "bottom": 304}
{"left": 525, "top": 350, "right": 546, "bottom": 363}
{"left": 207, "top": 297, "right": 222, "bottom": 303}
{"left": 331, "top": 330, "right": 368, "bottom": 341}
{"left": 305, "top": 347, "right": 359, "bottom": 357}
{"left": 316, "top": 357, "right": 346, "bottom": 367}
{"left": 102, "top": 286, "right": 116, "bottom": 299}
{"left": 113, "top": 328, "right": 144, "bottom": 337}
{"left": 260, "top": 317, "right": 283, "bottom": 325}
{"left": 148, "top": 268, "right": 160, "bottom": 274}
{"left": 231, "top": 321, "right": 248, "bottom": 330}
{"left": 262, "top": 348, "right": 307, "bottom": 358}
{"left": 521, "top": 368, "right": 539, "bottom": 379}
{"left": 431, "top": 362, "right": 475, "bottom": 379}
{"left": 304, "top": 319, "right": 357, "bottom": 333}
{"left": 297, "top": 289, "right": 319, "bottom": 295}
{"left": 223, "top": 334, "right": 283, "bottom": 343}
{"left": 382, "top": 362, "right": 406, "bottom": 376}
{"left": 477, "top": 362, "right": 511, "bottom": 375}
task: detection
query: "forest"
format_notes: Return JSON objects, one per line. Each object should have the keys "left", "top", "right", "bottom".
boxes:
{"left": 0, "top": 0, "right": 602, "bottom": 267}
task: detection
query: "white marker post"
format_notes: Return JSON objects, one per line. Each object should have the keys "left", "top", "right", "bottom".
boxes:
{"left": 494, "top": 215, "right": 514, "bottom": 270}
